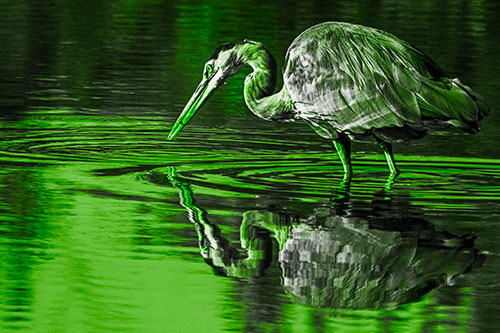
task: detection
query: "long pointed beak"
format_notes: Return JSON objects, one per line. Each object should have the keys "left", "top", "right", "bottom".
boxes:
{"left": 168, "top": 78, "right": 215, "bottom": 141}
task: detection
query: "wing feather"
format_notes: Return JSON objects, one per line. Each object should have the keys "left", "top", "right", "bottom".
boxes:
{"left": 283, "top": 22, "right": 487, "bottom": 141}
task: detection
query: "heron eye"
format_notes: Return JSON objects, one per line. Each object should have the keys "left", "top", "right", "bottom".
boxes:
{"left": 204, "top": 64, "right": 214, "bottom": 79}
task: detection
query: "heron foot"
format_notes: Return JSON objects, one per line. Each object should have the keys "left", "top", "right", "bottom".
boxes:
{"left": 340, "top": 171, "right": 352, "bottom": 189}
{"left": 331, "top": 172, "right": 351, "bottom": 215}
{"left": 384, "top": 171, "right": 400, "bottom": 194}
{"left": 390, "top": 168, "right": 400, "bottom": 176}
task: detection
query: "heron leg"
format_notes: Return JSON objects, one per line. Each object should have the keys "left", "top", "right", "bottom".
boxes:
{"left": 375, "top": 138, "right": 400, "bottom": 175}
{"left": 332, "top": 135, "right": 352, "bottom": 178}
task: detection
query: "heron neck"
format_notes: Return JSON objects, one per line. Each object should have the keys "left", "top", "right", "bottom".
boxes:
{"left": 239, "top": 44, "right": 295, "bottom": 120}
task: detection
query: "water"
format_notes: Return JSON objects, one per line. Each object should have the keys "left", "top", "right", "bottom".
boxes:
{"left": 1, "top": 1, "right": 500, "bottom": 331}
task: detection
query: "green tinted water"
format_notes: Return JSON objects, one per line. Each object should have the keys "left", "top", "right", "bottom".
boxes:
{"left": 1, "top": 1, "right": 500, "bottom": 331}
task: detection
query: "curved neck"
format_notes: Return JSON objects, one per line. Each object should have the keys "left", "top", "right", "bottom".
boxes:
{"left": 167, "top": 167, "right": 271, "bottom": 279}
{"left": 237, "top": 42, "right": 295, "bottom": 120}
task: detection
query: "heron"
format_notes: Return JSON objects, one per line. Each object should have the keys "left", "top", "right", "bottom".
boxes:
{"left": 168, "top": 22, "right": 489, "bottom": 177}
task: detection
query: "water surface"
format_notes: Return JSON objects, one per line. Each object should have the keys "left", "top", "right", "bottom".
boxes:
{"left": 1, "top": 1, "right": 500, "bottom": 331}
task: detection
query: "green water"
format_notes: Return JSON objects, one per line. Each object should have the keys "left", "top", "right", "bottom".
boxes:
{"left": 1, "top": 1, "right": 500, "bottom": 331}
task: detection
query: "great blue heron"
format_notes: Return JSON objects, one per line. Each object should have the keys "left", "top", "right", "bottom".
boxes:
{"left": 168, "top": 22, "right": 489, "bottom": 177}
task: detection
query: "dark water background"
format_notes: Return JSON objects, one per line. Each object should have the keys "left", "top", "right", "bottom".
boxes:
{"left": 1, "top": 1, "right": 500, "bottom": 331}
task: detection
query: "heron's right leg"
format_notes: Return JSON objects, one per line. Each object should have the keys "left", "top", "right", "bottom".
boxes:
{"left": 332, "top": 135, "right": 352, "bottom": 178}
{"left": 375, "top": 137, "right": 400, "bottom": 175}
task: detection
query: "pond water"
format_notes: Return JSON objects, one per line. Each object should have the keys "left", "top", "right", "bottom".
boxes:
{"left": 1, "top": 1, "right": 500, "bottom": 331}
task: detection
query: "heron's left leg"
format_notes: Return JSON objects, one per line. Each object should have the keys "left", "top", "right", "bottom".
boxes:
{"left": 332, "top": 134, "right": 352, "bottom": 178}
{"left": 375, "top": 137, "right": 400, "bottom": 175}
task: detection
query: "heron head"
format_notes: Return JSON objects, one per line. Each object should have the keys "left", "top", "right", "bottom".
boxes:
{"left": 167, "top": 42, "right": 246, "bottom": 141}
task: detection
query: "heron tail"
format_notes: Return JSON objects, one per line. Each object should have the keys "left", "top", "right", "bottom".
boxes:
{"left": 416, "top": 78, "right": 489, "bottom": 133}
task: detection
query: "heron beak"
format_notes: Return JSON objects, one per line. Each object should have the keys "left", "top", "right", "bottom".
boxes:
{"left": 168, "top": 78, "right": 216, "bottom": 141}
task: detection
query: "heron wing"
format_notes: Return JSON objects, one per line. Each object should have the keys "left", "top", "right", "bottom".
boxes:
{"left": 283, "top": 22, "right": 483, "bottom": 140}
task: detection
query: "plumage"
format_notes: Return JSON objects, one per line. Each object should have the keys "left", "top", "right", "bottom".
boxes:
{"left": 168, "top": 22, "right": 489, "bottom": 177}
{"left": 284, "top": 22, "right": 488, "bottom": 142}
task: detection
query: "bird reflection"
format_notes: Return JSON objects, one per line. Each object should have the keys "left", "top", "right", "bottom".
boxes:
{"left": 166, "top": 166, "right": 484, "bottom": 310}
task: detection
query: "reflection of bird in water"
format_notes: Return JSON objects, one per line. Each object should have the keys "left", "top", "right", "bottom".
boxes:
{"left": 168, "top": 22, "right": 489, "bottom": 177}
{"left": 162, "top": 166, "right": 484, "bottom": 310}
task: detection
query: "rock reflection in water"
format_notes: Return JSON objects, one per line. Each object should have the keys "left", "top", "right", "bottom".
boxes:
{"left": 165, "top": 167, "right": 484, "bottom": 310}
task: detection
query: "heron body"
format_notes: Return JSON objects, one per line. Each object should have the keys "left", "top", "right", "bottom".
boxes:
{"left": 168, "top": 22, "right": 489, "bottom": 177}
